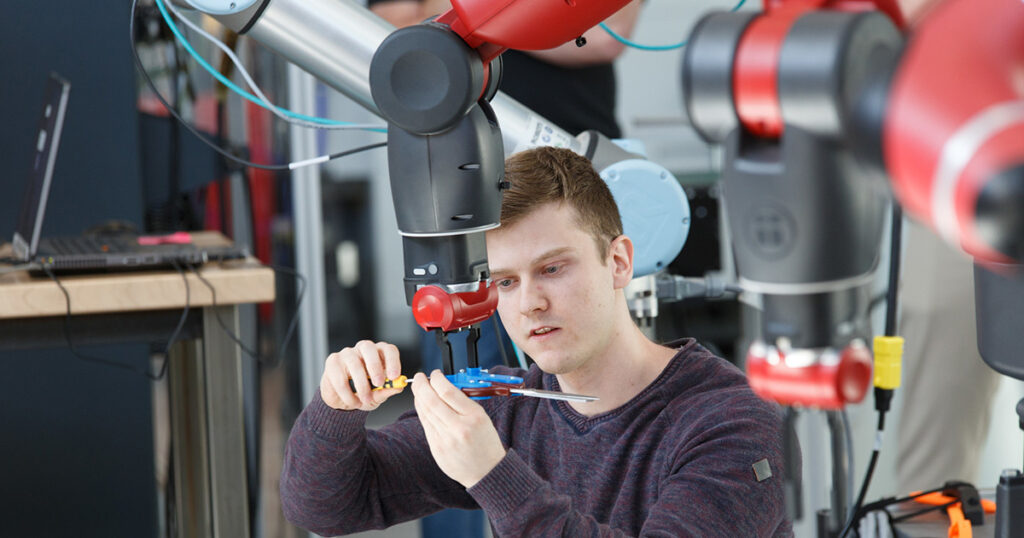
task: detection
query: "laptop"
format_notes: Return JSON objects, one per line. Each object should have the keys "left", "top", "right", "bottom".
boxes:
{"left": 11, "top": 73, "right": 245, "bottom": 273}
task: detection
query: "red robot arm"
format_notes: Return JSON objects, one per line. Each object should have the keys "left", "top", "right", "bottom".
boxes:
{"left": 440, "top": 0, "right": 633, "bottom": 63}
{"left": 886, "top": 0, "right": 1024, "bottom": 263}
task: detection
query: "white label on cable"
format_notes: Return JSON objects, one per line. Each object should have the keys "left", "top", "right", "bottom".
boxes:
{"left": 512, "top": 117, "right": 574, "bottom": 155}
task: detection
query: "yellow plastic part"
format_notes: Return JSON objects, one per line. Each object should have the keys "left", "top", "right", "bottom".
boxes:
{"left": 374, "top": 375, "right": 409, "bottom": 390}
{"left": 873, "top": 336, "right": 904, "bottom": 389}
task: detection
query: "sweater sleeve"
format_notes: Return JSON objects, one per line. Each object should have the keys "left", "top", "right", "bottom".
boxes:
{"left": 280, "top": 394, "right": 479, "bottom": 536}
{"left": 468, "top": 393, "right": 792, "bottom": 537}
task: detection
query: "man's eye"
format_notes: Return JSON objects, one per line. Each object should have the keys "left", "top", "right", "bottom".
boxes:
{"left": 544, "top": 265, "right": 560, "bottom": 275}
{"left": 497, "top": 279, "right": 514, "bottom": 288}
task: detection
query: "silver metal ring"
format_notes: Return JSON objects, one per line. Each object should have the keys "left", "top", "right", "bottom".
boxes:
{"left": 930, "top": 100, "right": 1024, "bottom": 245}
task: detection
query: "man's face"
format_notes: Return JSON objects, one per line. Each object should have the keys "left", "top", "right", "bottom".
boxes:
{"left": 486, "top": 203, "right": 626, "bottom": 375}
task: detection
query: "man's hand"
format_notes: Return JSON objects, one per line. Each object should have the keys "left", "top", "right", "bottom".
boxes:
{"left": 320, "top": 340, "right": 404, "bottom": 411}
{"left": 412, "top": 370, "right": 507, "bottom": 488}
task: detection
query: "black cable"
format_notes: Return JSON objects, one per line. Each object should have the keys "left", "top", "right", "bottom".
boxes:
{"left": 884, "top": 203, "right": 902, "bottom": 337}
{"left": 840, "top": 412, "right": 887, "bottom": 538}
{"left": 884, "top": 508, "right": 900, "bottom": 538}
{"left": 491, "top": 314, "right": 511, "bottom": 368}
{"left": 843, "top": 484, "right": 951, "bottom": 536}
{"left": 189, "top": 263, "right": 260, "bottom": 357}
{"left": 841, "top": 202, "right": 905, "bottom": 538}
{"left": 129, "top": 0, "right": 387, "bottom": 171}
{"left": 151, "top": 259, "right": 191, "bottom": 381}
{"left": 889, "top": 499, "right": 957, "bottom": 524}
{"left": 42, "top": 264, "right": 190, "bottom": 381}
{"left": 44, "top": 265, "right": 148, "bottom": 376}
{"left": 189, "top": 262, "right": 306, "bottom": 367}
{"left": 130, "top": 0, "right": 286, "bottom": 170}
{"left": 325, "top": 141, "right": 388, "bottom": 160}
{"left": 268, "top": 264, "right": 306, "bottom": 369}
{"left": 169, "top": 35, "right": 182, "bottom": 231}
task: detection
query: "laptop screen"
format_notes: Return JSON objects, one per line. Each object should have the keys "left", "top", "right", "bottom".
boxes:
{"left": 13, "top": 73, "right": 70, "bottom": 260}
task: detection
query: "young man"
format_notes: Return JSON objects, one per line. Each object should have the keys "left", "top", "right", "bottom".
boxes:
{"left": 280, "top": 147, "right": 795, "bottom": 536}
{"left": 365, "top": 6, "right": 641, "bottom": 534}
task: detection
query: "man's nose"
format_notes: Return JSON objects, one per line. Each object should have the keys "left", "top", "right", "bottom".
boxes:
{"left": 519, "top": 280, "right": 547, "bottom": 315}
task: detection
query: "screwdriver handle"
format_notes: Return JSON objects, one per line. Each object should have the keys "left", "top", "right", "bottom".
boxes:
{"left": 348, "top": 376, "right": 409, "bottom": 392}
{"left": 376, "top": 376, "right": 409, "bottom": 390}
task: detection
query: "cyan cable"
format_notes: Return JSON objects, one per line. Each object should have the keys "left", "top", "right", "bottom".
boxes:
{"left": 132, "top": 0, "right": 387, "bottom": 170}
{"left": 164, "top": 0, "right": 384, "bottom": 132}
{"left": 599, "top": 0, "right": 747, "bottom": 51}
{"left": 154, "top": 0, "right": 384, "bottom": 132}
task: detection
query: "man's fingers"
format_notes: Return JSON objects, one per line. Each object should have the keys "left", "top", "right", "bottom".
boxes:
{"left": 381, "top": 343, "right": 402, "bottom": 381}
{"left": 328, "top": 373, "right": 362, "bottom": 409}
{"left": 345, "top": 358, "right": 373, "bottom": 404}
{"left": 411, "top": 372, "right": 450, "bottom": 421}
{"left": 412, "top": 370, "right": 507, "bottom": 487}
{"left": 355, "top": 340, "right": 387, "bottom": 387}
{"left": 323, "top": 354, "right": 361, "bottom": 409}
{"left": 412, "top": 374, "right": 445, "bottom": 431}
{"left": 414, "top": 394, "right": 445, "bottom": 453}
{"left": 410, "top": 372, "right": 433, "bottom": 403}
{"left": 320, "top": 342, "right": 406, "bottom": 411}
{"left": 371, "top": 387, "right": 402, "bottom": 406}
{"left": 412, "top": 372, "right": 469, "bottom": 430}
{"left": 428, "top": 369, "right": 478, "bottom": 415}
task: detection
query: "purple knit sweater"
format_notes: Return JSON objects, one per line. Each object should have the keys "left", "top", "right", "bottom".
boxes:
{"left": 281, "top": 338, "right": 796, "bottom": 537}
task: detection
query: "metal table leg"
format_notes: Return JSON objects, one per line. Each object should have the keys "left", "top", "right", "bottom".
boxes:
{"left": 169, "top": 305, "right": 251, "bottom": 538}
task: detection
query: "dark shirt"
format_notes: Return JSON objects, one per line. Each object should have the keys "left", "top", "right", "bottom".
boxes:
{"left": 498, "top": 50, "right": 621, "bottom": 139}
{"left": 367, "top": 0, "right": 622, "bottom": 138}
{"left": 280, "top": 338, "right": 796, "bottom": 536}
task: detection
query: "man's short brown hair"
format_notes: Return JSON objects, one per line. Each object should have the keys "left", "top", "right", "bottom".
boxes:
{"left": 501, "top": 147, "right": 623, "bottom": 259}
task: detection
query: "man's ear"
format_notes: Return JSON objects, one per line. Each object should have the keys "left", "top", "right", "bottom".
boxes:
{"left": 608, "top": 235, "right": 634, "bottom": 289}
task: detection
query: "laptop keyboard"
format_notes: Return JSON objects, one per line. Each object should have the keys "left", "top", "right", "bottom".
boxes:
{"left": 46, "top": 236, "right": 126, "bottom": 255}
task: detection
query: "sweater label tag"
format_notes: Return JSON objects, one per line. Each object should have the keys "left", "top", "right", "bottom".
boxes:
{"left": 752, "top": 459, "right": 772, "bottom": 482}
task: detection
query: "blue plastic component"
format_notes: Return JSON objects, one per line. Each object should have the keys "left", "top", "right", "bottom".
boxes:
{"left": 182, "top": 0, "right": 260, "bottom": 15}
{"left": 610, "top": 138, "right": 648, "bottom": 155}
{"left": 600, "top": 159, "right": 690, "bottom": 276}
{"left": 447, "top": 368, "right": 524, "bottom": 400}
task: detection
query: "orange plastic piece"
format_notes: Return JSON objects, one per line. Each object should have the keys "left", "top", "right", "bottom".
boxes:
{"left": 946, "top": 504, "right": 971, "bottom": 538}
{"left": 912, "top": 492, "right": 996, "bottom": 513}
{"left": 911, "top": 491, "right": 997, "bottom": 538}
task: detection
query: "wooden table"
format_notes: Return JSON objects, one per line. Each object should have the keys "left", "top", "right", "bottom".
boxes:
{"left": 0, "top": 232, "right": 275, "bottom": 538}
